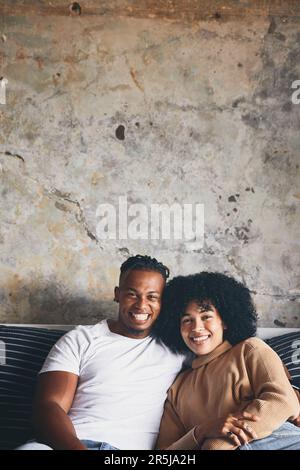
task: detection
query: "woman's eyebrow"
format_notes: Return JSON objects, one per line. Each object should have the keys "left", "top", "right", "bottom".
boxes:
{"left": 196, "top": 304, "right": 213, "bottom": 312}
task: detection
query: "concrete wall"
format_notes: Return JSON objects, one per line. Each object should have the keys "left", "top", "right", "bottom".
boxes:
{"left": 0, "top": 1, "right": 299, "bottom": 326}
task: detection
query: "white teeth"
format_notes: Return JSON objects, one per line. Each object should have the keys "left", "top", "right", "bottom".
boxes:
{"left": 132, "top": 314, "right": 149, "bottom": 321}
{"left": 191, "top": 336, "right": 209, "bottom": 343}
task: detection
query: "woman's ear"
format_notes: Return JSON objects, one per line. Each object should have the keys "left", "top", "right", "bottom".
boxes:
{"left": 114, "top": 286, "right": 119, "bottom": 303}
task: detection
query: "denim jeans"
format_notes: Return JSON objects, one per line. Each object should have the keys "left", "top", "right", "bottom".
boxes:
{"left": 81, "top": 440, "right": 118, "bottom": 450}
{"left": 16, "top": 439, "right": 118, "bottom": 450}
{"left": 239, "top": 422, "right": 300, "bottom": 450}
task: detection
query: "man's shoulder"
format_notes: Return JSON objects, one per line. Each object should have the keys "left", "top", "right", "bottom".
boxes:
{"left": 60, "top": 320, "right": 109, "bottom": 344}
{"left": 75, "top": 320, "right": 108, "bottom": 336}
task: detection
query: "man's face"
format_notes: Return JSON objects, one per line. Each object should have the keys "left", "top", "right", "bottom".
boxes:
{"left": 114, "top": 269, "right": 165, "bottom": 339}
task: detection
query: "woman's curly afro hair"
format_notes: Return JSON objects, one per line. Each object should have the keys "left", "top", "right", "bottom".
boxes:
{"left": 152, "top": 272, "right": 258, "bottom": 354}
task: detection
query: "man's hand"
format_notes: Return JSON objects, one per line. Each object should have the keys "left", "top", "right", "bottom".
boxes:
{"left": 195, "top": 411, "right": 260, "bottom": 448}
{"left": 292, "top": 388, "right": 300, "bottom": 427}
{"left": 292, "top": 415, "right": 300, "bottom": 427}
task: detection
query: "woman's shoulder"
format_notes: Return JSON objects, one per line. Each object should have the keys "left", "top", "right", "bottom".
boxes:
{"left": 233, "top": 336, "right": 274, "bottom": 356}
{"left": 232, "top": 336, "right": 276, "bottom": 358}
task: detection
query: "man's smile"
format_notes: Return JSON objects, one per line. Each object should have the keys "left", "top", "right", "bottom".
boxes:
{"left": 129, "top": 312, "right": 151, "bottom": 323}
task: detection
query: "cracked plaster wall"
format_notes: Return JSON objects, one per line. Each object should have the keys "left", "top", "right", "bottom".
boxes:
{"left": 0, "top": 10, "right": 299, "bottom": 326}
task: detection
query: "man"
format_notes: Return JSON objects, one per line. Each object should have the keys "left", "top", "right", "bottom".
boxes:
{"left": 17, "top": 255, "right": 187, "bottom": 450}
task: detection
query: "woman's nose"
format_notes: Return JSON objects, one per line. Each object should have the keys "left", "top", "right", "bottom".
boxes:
{"left": 192, "top": 318, "right": 205, "bottom": 331}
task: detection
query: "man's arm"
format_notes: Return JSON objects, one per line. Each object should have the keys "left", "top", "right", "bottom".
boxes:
{"left": 33, "top": 371, "right": 87, "bottom": 450}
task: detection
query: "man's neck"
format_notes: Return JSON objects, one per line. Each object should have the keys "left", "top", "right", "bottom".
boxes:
{"left": 107, "top": 319, "right": 150, "bottom": 340}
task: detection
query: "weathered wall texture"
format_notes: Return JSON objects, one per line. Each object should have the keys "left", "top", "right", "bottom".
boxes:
{"left": 0, "top": 2, "right": 299, "bottom": 326}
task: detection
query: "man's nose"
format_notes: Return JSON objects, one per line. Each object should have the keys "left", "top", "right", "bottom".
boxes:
{"left": 134, "top": 296, "right": 148, "bottom": 310}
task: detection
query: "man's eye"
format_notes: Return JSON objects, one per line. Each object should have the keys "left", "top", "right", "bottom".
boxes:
{"left": 149, "top": 296, "right": 159, "bottom": 301}
{"left": 128, "top": 293, "right": 136, "bottom": 297}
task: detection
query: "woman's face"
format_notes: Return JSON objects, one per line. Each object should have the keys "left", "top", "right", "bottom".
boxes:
{"left": 180, "top": 300, "right": 226, "bottom": 356}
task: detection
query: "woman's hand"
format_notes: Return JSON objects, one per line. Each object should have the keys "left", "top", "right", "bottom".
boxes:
{"left": 195, "top": 411, "right": 260, "bottom": 448}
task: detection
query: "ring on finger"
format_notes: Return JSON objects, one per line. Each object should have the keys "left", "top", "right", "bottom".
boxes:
{"left": 227, "top": 431, "right": 234, "bottom": 438}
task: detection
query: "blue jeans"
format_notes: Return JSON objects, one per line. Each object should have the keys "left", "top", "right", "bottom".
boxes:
{"left": 16, "top": 439, "right": 118, "bottom": 450}
{"left": 81, "top": 440, "right": 118, "bottom": 450}
{"left": 239, "top": 422, "right": 300, "bottom": 450}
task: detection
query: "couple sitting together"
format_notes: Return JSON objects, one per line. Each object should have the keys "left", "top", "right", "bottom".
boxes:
{"left": 18, "top": 255, "right": 300, "bottom": 451}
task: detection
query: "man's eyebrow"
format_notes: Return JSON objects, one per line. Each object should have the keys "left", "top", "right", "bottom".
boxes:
{"left": 126, "top": 288, "right": 160, "bottom": 294}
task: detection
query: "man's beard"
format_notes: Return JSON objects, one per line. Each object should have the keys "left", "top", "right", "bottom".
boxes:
{"left": 127, "top": 325, "right": 149, "bottom": 336}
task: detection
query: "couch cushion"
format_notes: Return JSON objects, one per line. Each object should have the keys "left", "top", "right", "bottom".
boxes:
{"left": 0, "top": 326, "right": 66, "bottom": 449}
{"left": 266, "top": 331, "right": 300, "bottom": 389}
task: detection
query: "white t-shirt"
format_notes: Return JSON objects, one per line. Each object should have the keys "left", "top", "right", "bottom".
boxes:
{"left": 39, "top": 320, "right": 186, "bottom": 450}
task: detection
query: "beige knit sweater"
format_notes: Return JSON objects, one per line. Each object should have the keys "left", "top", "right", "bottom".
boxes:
{"left": 156, "top": 337, "right": 300, "bottom": 450}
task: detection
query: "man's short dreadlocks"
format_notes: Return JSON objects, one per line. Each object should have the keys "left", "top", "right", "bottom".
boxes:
{"left": 120, "top": 255, "right": 170, "bottom": 282}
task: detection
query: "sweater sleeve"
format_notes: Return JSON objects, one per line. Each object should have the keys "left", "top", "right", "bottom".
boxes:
{"left": 156, "top": 397, "right": 199, "bottom": 450}
{"left": 240, "top": 342, "right": 300, "bottom": 438}
{"left": 202, "top": 341, "right": 300, "bottom": 451}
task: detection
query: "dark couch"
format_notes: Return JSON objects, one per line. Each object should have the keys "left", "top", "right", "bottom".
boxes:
{"left": 0, "top": 326, "right": 66, "bottom": 449}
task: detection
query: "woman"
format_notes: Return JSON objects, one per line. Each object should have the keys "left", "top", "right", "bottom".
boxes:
{"left": 154, "top": 272, "right": 300, "bottom": 450}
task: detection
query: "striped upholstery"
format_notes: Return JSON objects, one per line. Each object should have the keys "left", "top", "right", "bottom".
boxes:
{"left": 0, "top": 326, "right": 66, "bottom": 449}
{"left": 266, "top": 331, "right": 300, "bottom": 389}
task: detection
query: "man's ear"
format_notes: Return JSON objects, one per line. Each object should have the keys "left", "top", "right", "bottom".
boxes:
{"left": 114, "top": 286, "right": 120, "bottom": 303}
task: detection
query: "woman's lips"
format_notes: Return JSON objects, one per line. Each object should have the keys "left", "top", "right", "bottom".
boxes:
{"left": 190, "top": 335, "right": 210, "bottom": 344}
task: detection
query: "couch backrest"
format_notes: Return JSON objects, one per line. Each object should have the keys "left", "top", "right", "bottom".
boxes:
{"left": 3, "top": 324, "right": 300, "bottom": 338}
{"left": 0, "top": 325, "right": 66, "bottom": 449}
